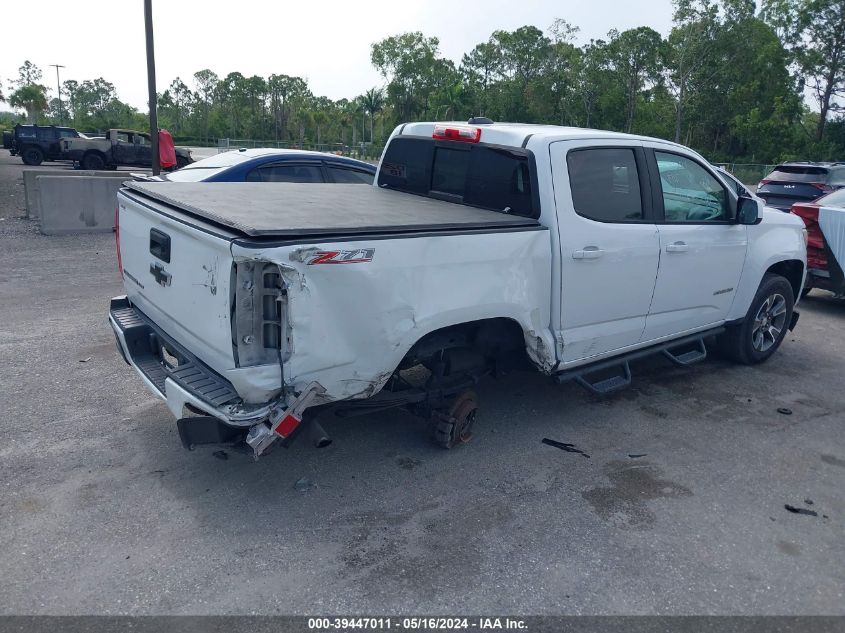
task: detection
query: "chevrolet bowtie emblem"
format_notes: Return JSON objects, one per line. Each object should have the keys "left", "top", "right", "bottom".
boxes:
{"left": 150, "top": 262, "right": 172, "bottom": 287}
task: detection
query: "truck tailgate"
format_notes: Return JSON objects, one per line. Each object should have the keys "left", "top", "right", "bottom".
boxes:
{"left": 117, "top": 188, "right": 236, "bottom": 375}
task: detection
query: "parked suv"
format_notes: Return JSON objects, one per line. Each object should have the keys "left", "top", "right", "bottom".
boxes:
{"left": 2, "top": 123, "right": 81, "bottom": 165}
{"left": 757, "top": 162, "right": 845, "bottom": 211}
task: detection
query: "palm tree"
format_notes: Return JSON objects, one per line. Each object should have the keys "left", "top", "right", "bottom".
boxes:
{"left": 350, "top": 97, "right": 366, "bottom": 146}
{"left": 312, "top": 110, "right": 328, "bottom": 147}
{"left": 335, "top": 98, "right": 352, "bottom": 146}
{"left": 361, "top": 87, "right": 385, "bottom": 143}
{"left": 9, "top": 84, "right": 48, "bottom": 122}
{"left": 440, "top": 81, "right": 466, "bottom": 121}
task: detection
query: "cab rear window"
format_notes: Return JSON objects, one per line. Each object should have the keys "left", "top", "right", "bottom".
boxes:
{"left": 378, "top": 137, "right": 538, "bottom": 218}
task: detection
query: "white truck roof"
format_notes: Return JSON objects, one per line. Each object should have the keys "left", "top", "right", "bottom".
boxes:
{"left": 398, "top": 121, "right": 688, "bottom": 152}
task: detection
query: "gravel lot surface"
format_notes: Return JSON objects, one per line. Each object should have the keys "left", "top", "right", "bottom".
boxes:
{"left": 0, "top": 153, "right": 843, "bottom": 615}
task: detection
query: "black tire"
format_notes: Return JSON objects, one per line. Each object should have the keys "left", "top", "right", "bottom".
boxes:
{"left": 175, "top": 156, "right": 189, "bottom": 169}
{"left": 719, "top": 274, "right": 794, "bottom": 365}
{"left": 21, "top": 146, "right": 44, "bottom": 166}
{"left": 82, "top": 152, "right": 106, "bottom": 170}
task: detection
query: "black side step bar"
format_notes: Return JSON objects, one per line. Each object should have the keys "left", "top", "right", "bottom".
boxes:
{"left": 554, "top": 327, "right": 723, "bottom": 395}
{"left": 574, "top": 362, "right": 632, "bottom": 395}
{"left": 662, "top": 337, "right": 708, "bottom": 366}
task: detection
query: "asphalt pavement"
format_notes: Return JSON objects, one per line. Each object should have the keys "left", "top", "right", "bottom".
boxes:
{"left": 0, "top": 153, "right": 843, "bottom": 615}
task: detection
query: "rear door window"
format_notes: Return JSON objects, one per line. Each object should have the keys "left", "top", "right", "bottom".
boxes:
{"left": 377, "top": 136, "right": 538, "bottom": 218}
{"left": 326, "top": 165, "right": 373, "bottom": 184}
{"left": 566, "top": 147, "right": 645, "bottom": 222}
{"left": 246, "top": 163, "right": 324, "bottom": 183}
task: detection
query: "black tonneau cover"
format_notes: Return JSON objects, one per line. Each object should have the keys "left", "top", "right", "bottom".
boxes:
{"left": 123, "top": 182, "right": 539, "bottom": 237}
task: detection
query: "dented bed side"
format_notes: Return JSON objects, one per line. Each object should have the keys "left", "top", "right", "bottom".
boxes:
{"left": 116, "top": 187, "right": 555, "bottom": 417}
{"left": 231, "top": 226, "right": 554, "bottom": 404}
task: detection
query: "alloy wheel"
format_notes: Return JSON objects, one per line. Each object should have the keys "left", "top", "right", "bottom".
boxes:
{"left": 752, "top": 293, "right": 787, "bottom": 352}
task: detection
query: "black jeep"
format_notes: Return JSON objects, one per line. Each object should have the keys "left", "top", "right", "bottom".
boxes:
{"left": 2, "top": 124, "right": 81, "bottom": 165}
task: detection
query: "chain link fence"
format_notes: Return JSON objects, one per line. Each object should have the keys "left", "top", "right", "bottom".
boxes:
{"left": 713, "top": 163, "right": 776, "bottom": 185}
{"left": 78, "top": 131, "right": 385, "bottom": 161}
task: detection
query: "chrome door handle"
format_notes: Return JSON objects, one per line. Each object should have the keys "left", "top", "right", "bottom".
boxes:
{"left": 572, "top": 246, "right": 605, "bottom": 260}
{"left": 666, "top": 241, "right": 689, "bottom": 253}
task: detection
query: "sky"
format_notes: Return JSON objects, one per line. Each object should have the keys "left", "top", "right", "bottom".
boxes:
{"left": 1, "top": 0, "right": 675, "bottom": 111}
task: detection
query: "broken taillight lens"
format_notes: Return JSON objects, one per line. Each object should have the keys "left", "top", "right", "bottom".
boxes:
{"left": 115, "top": 205, "right": 123, "bottom": 276}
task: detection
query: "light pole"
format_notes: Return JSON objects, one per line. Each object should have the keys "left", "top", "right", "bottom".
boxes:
{"left": 49, "top": 64, "right": 65, "bottom": 125}
{"left": 144, "top": 0, "right": 160, "bottom": 174}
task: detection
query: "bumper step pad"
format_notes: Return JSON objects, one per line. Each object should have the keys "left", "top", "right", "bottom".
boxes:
{"left": 110, "top": 297, "right": 240, "bottom": 408}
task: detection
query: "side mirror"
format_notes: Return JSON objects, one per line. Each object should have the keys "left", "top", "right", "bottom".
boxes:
{"left": 737, "top": 196, "right": 761, "bottom": 225}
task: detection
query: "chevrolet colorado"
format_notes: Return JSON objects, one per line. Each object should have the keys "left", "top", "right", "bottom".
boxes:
{"left": 109, "top": 121, "right": 807, "bottom": 458}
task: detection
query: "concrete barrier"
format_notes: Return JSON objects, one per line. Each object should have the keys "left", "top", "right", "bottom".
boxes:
{"left": 23, "top": 169, "right": 147, "bottom": 219}
{"left": 38, "top": 176, "right": 128, "bottom": 235}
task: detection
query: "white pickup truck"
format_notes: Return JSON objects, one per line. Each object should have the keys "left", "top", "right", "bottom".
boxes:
{"left": 110, "top": 121, "right": 807, "bottom": 458}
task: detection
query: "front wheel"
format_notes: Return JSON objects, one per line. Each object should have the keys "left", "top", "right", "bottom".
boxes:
{"left": 719, "top": 274, "right": 794, "bottom": 365}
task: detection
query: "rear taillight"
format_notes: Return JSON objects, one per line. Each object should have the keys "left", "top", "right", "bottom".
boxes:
{"left": 114, "top": 205, "right": 123, "bottom": 276}
{"left": 432, "top": 124, "right": 481, "bottom": 143}
{"left": 809, "top": 182, "right": 833, "bottom": 193}
{"left": 791, "top": 203, "right": 825, "bottom": 250}
{"left": 790, "top": 203, "right": 819, "bottom": 223}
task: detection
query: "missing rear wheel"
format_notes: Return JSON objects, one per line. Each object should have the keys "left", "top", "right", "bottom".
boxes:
{"left": 431, "top": 391, "right": 478, "bottom": 449}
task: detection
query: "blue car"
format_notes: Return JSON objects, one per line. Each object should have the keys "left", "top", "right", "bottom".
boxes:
{"left": 143, "top": 148, "right": 376, "bottom": 184}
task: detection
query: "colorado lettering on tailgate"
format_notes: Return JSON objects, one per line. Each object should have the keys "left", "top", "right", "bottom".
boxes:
{"left": 306, "top": 248, "right": 375, "bottom": 265}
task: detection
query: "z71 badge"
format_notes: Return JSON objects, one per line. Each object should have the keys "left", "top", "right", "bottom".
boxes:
{"left": 306, "top": 248, "right": 375, "bottom": 265}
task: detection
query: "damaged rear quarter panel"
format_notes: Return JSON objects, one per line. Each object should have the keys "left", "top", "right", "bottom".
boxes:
{"left": 231, "top": 228, "right": 554, "bottom": 402}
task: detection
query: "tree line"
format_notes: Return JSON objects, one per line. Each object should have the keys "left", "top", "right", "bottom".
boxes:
{"left": 2, "top": 0, "right": 845, "bottom": 164}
